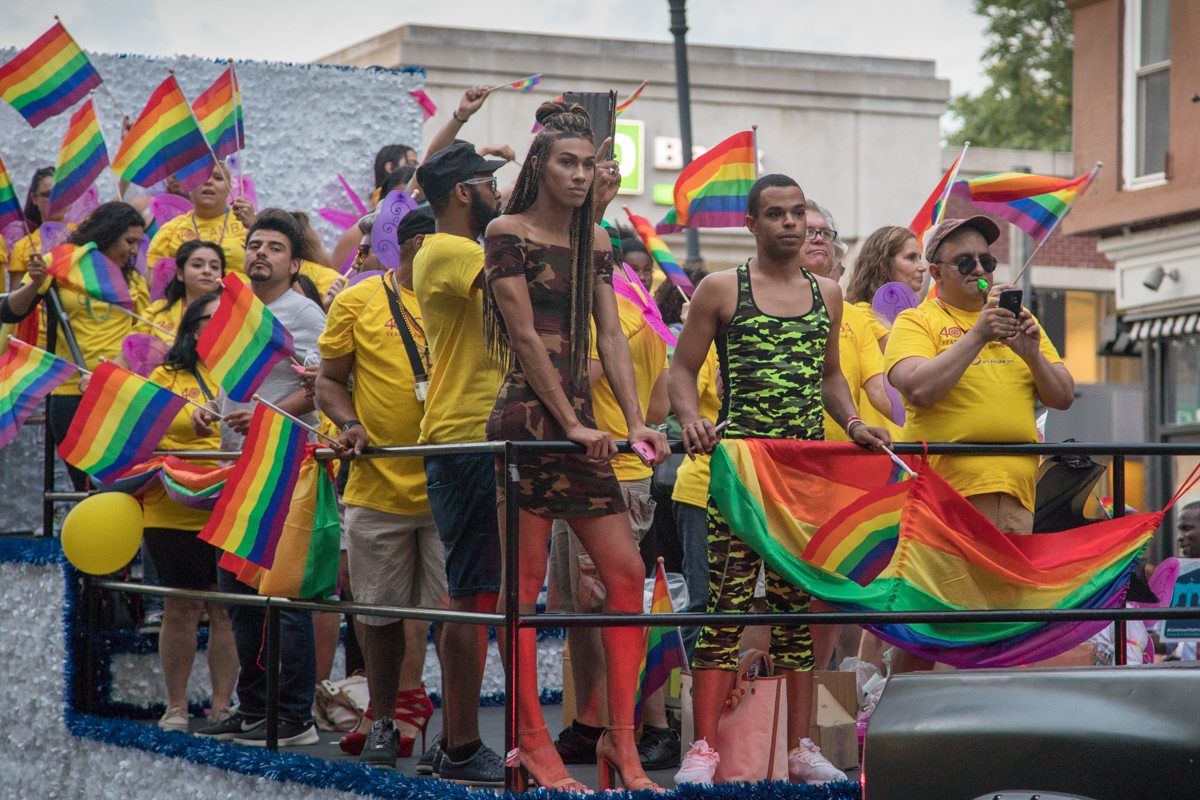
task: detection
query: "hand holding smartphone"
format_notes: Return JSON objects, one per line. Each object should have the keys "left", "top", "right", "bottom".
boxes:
{"left": 998, "top": 288, "right": 1023, "bottom": 316}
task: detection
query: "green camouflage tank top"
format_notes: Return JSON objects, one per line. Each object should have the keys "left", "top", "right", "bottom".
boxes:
{"left": 717, "top": 261, "right": 830, "bottom": 440}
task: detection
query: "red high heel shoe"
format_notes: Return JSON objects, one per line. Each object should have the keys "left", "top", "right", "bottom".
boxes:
{"left": 394, "top": 685, "right": 434, "bottom": 758}
{"left": 338, "top": 705, "right": 372, "bottom": 755}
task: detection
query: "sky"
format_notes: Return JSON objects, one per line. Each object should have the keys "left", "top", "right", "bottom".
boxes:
{"left": 3, "top": 1, "right": 990, "bottom": 105}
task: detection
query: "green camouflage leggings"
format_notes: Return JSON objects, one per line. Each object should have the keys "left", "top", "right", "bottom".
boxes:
{"left": 693, "top": 497, "right": 814, "bottom": 671}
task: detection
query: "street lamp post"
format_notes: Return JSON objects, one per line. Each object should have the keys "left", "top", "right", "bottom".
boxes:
{"left": 668, "top": 0, "right": 701, "bottom": 263}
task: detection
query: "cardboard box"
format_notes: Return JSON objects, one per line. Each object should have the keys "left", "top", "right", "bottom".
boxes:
{"left": 808, "top": 684, "right": 859, "bottom": 770}
{"left": 811, "top": 670, "right": 859, "bottom": 718}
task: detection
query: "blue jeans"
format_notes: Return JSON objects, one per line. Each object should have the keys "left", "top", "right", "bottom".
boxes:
{"left": 673, "top": 500, "right": 710, "bottom": 656}
{"left": 217, "top": 567, "right": 315, "bottom": 724}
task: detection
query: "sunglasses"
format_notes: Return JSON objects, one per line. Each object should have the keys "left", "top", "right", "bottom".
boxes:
{"left": 463, "top": 176, "right": 498, "bottom": 192}
{"left": 939, "top": 253, "right": 999, "bottom": 275}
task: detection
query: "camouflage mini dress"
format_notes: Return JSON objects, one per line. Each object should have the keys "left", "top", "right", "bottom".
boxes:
{"left": 483, "top": 234, "right": 627, "bottom": 519}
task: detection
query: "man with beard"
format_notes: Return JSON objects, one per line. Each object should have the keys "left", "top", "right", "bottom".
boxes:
{"left": 191, "top": 210, "right": 327, "bottom": 747}
{"left": 410, "top": 142, "right": 507, "bottom": 785}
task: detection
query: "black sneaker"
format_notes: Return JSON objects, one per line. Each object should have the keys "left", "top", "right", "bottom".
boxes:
{"left": 194, "top": 710, "right": 263, "bottom": 741}
{"left": 234, "top": 718, "right": 320, "bottom": 747}
{"left": 438, "top": 742, "right": 505, "bottom": 786}
{"left": 360, "top": 719, "right": 399, "bottom": 769}
{"left": 554, "top": 721, "right": 601, "bottom": 764}
{"left": 416, "top": 735, "right": 444, "bottom": 776}
{"left": 638, "top": 724, "right": 681, "bottom": 770}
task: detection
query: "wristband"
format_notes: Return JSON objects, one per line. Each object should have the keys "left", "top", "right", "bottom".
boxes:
{"left": 452, "top": 110, "right": 467, "bottom": 123}
{"left": 845, "top": 416, "right": 866, "bottom": 435}
{"left": 340, "top": 419, "right": 363, "bottom": 434}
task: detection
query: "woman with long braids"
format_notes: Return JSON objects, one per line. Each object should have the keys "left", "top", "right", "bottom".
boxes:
{"left": 483, "top": 102, "right": 668, "bottom": 792}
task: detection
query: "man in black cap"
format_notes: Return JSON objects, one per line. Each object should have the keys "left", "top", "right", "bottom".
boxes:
{"left": 885, "top": 216, "right": 1075, "bottom": 535}
{"left": 408, "top": 142, "right": 506, "bottom": 784}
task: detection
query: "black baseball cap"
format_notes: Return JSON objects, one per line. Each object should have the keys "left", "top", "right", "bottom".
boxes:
{"left": 415, "top": 142, "right": 506, "bottom": 208}
{"left": 395, "top": 205, "right": 435, "bottom": 246}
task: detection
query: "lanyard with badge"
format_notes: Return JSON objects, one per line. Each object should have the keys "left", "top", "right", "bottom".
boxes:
{"left": 382, "top": 273, "right": 430, "bottom": 403}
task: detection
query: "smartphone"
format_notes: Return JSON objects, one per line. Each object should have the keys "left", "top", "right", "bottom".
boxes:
{"left": 631, "top": 440, "right": 656, "bottom": 466}
{"left": 998, "top": 289, "right": 1023, "bottom": 316}
{"left": 563, "top": 91, "right": 617, "bottom": 155}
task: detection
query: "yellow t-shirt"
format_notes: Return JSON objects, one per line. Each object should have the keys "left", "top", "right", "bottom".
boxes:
{"left": 141, "top": 364, "right": 220, "bottom": 530}
{"left": 300, "top": 259, "right": 341, "bottom": 298}
{"left": 146, "top": 211, "right": 247, "bottom": 276}
{"left": 0, "top": 237, "right": 8, "bottom": 284}
{"left": 589, "top": 294, "right": 668, "bottom": 482}
{"left": 853, "top": 300, "right": 890, "bottom": 345}
{"left": 824, "top": 302, "right": 884, "bottom": 442}
{"left": 319, "top": 272, "right": 430, "bottom": 515}
{"left": 413, "top": 233, "right": 504, "bottom": 444}
{"left": 672, "top": 346, "right": 720, "bottom": 509}
{"left": 884, "top": 297, "right": 1063, "bottom": 511}
{"left": 30, "top": 263, "right": 151, "bottom": 395}
{"left": 143, "top": 298, "right": 183, "bottom": 345}
{"left": 8, "top": 224, "right": 77, "bottom": 277}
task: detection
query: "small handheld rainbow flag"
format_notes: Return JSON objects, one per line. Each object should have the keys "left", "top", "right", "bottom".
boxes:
{"left": 634, "top": 559, "right": 688, "bottom": 724}
{"left": 0, "top": 338, "right": 77, "bottom": 449}
{"left": 910, "top": 142, "right": 969, "bottom": 248}
{"left": 192, "top": 65, "right": 244, "bottom": 161}
{"left": 952, "top": 168, "right": 1099, "bottom": 245}
{"left": 48, "top": 98, "right": 109, "bottom": 216}
{"left": 58, "top": 361, "right": 188, "bottom": 484}
{"left": 256, "top": 457, "right": 341, "bottom": 599}
{"left": 0, "top": 155, "right": 24, "bottom": 230}
{"left": 615, "top": 81, "right": 647, "bottom": 117}
{"left": 409, "top": 89, "right": 437, "bottom": 123}
{"left": 199, "top": 403, "right": 309, "bottom": 569}
{"left": 46, "top": 242, "right": 132, "bottom": 308}
{"left": 511, "top": 74, "right": 541, "bottom": 92}
{"left": 0, "top": 21, "right": 102, "bottom": 128}
{"left": 197, "top": 274, "right": 295, "bottom": 402}
{"left": 625, "top": 207, "right": 694, "bottom": 297}
{"left": 657, "top": 130, "right": 756, "bottom": 234}
{"left": 112, "top": 74, "right": 216, "bottom": 192}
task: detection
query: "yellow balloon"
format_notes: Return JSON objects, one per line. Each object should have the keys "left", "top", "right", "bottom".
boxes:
{"left": 61, "top": 493, "right": 144, "bottom": 575}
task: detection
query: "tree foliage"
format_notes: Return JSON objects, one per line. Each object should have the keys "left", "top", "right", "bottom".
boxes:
{"left": 948, "top": 0, "right": 1073, "bottom": 151}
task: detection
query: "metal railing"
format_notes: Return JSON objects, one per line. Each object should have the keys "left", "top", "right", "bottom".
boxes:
{"left": 53, "top": 438, "right": 1200, "bottom": 792}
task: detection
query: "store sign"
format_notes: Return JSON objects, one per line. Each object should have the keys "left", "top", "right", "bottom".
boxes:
{"left": 613, "top": 119, "right": 644, "bottom": 195}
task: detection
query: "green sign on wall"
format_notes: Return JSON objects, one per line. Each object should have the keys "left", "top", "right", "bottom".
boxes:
{"left": 613, "top": 119, "right": 644, "bottom": 195}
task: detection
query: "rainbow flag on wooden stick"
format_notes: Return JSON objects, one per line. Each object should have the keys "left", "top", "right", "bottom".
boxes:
{"left": 192, "top": 66, "right": 244, "bottom": 161}
{"left": 199, "top": 403, "right": 308, "bottom": 569}
{"left": 256, "top": 457, "right": 341, "bottom": 599}
{"left": 0, "top": 155, "right": 24, "bottom": 230}
{"left": 634, "top": 559, "right": 688, "bottom": 724}
{"left": 197, "top": 274, "right": 294, "bottom": 402}
{"left": 48, "top": 98, "right": 109, "bottom": 216}
{"left": 0, "top": 21, "right": 102, "bottom": 128}
{"left": 0, "top": 338, "right": 76, "bottom": 448}
{"left": 58, "top": 361, "right": 188, "bottom": 483}
{"left": 112, "top": 74, "right": 215, "bottom": 192}
{"left": 910, "top": 142, "right": 968, "bottom": 248}
{"left": 46, "top": 242, "right": 132, "bottom": 308}
{"left": 624, "top": 207, "right": 694, "bottom": 297}
{"left": 952, "top": 168, "right": 1099, "bottom": 245}
{"left": 657, "top": 130, "right": 756, "bottom": 233}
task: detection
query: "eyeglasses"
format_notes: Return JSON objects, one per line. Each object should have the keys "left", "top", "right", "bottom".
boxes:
{"left": 463, "top": 176, "right": 498, "bottom": 192}
{"left": 804, "top": 227, "right": 838, "bottom": 242}
{"left": 938, "top": 253, "right": 999, "bottom": 275}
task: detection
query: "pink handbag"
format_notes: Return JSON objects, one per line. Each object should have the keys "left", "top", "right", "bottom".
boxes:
{"left": 714, "top": 649, "right": 789, "bottom": 782}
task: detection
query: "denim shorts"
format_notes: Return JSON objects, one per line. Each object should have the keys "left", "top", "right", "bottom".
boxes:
{"left": 424, "top": 453, "right": 502, "bottom": 598}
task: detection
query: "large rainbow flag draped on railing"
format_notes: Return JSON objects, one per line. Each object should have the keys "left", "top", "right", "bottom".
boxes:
{"left": 199, "top": 403, "right": 308, "bottom": 569}
{"left": 58, "top": 361, "right": 188, "bottom": 484}
{"left": 0, "top": 21, "right": 102, "bottom": 128}
{"left": 656, "top": 130, "right": 756, "bottom": 234}
{"left": 197, "top": 274, "right": 294, "bottom": 402}
{"left": 708, "top": 440, "right": 1162, "bottom": 669}
{"left": 101, "top": 455, "right": 235, "bottom": 509}
{"left": 952, "top": 169, "right": 1097, "bottom": 245}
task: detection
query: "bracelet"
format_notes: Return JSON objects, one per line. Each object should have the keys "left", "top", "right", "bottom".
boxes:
{"left": 340, "top": 419, "right": 363, "bottom": 434}
{"left": 452, "top": 110, "right": 467, "bottom": 123}
{"left": 845, "top": 416, "right": 866, "bottom": 435}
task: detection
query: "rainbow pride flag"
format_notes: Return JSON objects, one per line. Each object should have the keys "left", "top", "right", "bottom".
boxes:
{"left": 48, "top": 99, "right": 109, "bottom": 216}
{"left": 615, "top": 81, "right": 647, "bottom": 117}
{"left": 196, "top": 274, "right": 295, "bottom": 402}
{"left": 192, "top": 66, "right": 244, "bottom": 161}
{"left": 46, "top": 242, "right": 132, "bottom": 308}
{"left": 199, "top": 403, "right": 308, "bottom": 569}
{"left": 112, "top": 75, "right": 215, "bottom": 192}
{"left": 0, "top": 155, "right": 23, "bottom": 230}
{"left": 624, "top": 207, "right": 694, "bottom": 297}
{"left": 58, "top": 361, "right": 188, "bottom": 484}
{"left": 709, "top": 439, "right": 1160, "bottom": 668}
{"left": 801, "top": 480, "right": 908, "bottom": 586}
{"left": 0, "top": 339, "right": 76, "bottom": 448}
{"left": 511, "top": 74, "right": 541, "bottom": 92}
{"left": 634, "top": 559, "right": 688, "bottom": 724}
{"left": 0, "top": 21, "right": 102, "bottom": 128}
{"left": 910, "top": 143, "right": 968, "bottom": 248}
{"left": 256, "top": 457, "right": 341, "bottom": 599}
{"left": 657, "top": 130, "right": 755, "bottom": 233}
{"left": 953, "top": 169, "right": 1098, "bottom": 245}
{"left": 101, "top": 455, "right": 235, "bottom": 509}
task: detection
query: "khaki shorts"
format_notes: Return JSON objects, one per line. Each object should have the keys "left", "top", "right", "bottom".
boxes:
{"left": 967, "top": 492, "right": 1034, "bottom": 534}
{"left": 344, "top": 504, "right": 449, "bottom": 626}
{"left": 546, "top": 478, "right": 655, "bottom": 613}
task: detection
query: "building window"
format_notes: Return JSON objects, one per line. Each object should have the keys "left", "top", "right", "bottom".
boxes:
{"left": 1122, "top": 0, "right": 1171, "bottom": 188}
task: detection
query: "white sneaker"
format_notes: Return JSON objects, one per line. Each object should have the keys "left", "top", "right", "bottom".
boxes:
{"left": 674, "top": 738, "right": 720, "bottom": 785}
{"left": 788, "top": 738, "right": 847, "bottom": 784}
{"left": 157, "top": 706, "right": 189, "bottom": 733}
